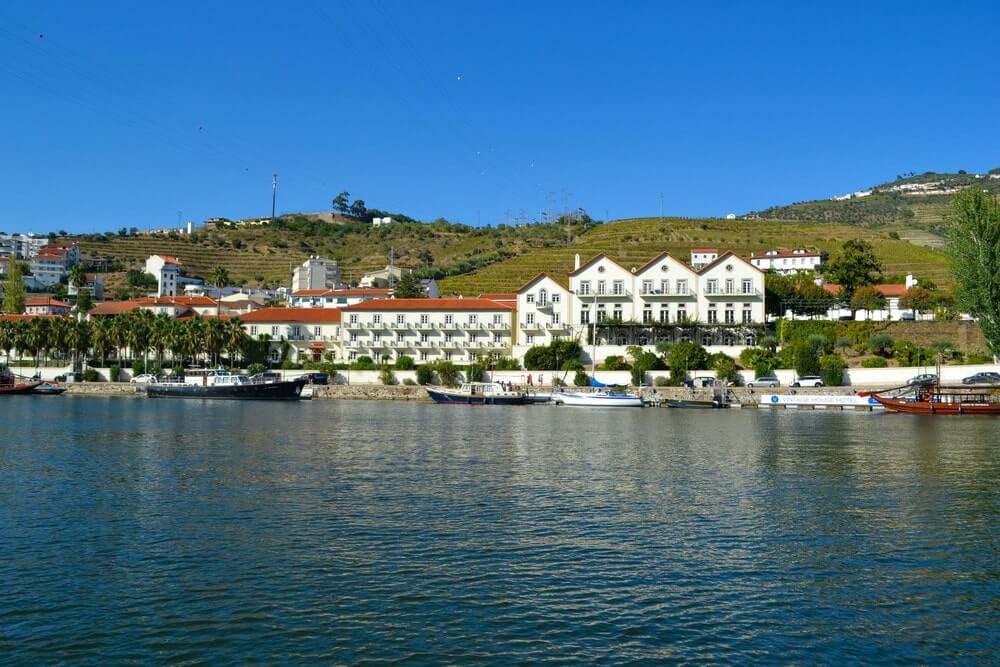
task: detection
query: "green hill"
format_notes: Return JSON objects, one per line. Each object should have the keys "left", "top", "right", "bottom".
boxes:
{"left": 437, "top": 217, "right": 952, "bottom": 295}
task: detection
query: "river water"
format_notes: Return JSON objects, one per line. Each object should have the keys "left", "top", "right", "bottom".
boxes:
{"left": 1, "top": 397, "right": 997, "bottom": 663}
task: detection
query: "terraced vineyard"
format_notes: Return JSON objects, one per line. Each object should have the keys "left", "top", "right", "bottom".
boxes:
{"left": 439, "top": 217, "right": 953, "bottom": 295}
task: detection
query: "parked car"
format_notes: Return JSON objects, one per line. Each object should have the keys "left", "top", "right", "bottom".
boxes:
{"left": 748, "top": 375, "right": 780, "bottom": 388}
{"left": 961, "top": 371, "right": 1000, "bottom": 385}
{"left": 899, "top": 312, "right": 916, "bottom": 321}
{"left": 792, "top": 376, "right": 825, "bottom": 388}
{"left": 250, "top": 371, "right": 282, "bottom": 384}
{"left": 907, "top": 373, "right": 938, "bottom": 386}
{"left": 683, "top": 375, "right": 718, "bottom": 388}
{"left": 303, "top": 371, "right": 329, "bottom": 385}
{"left": 130, "top": 374, "right": 158, "bottom": 384}
{"left": 54, "top": 372, "right": 82, "bottom": 383}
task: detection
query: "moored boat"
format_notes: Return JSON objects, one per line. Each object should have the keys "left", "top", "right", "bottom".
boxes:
{"left": 665, "top": 398, "right": 723, "bottom": 409}
{"left": 0, "top": 367, "right": 41, "bottom": 395}
{"left": 426, "top": 382, "right": 529, "bottom": 405}
{"left": 147, "top": 368, "right": 307, "bottom": 400}
{"left": 868, "top": 383, "right": 1000, "bottom": 415}
{"left": 552, "top": 389, "right": 643, "bottom": 408}
{"left": 31, "top": 382, "right": 67, "bottom": 395}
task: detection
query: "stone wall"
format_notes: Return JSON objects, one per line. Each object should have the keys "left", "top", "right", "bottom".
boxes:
{"left": 310, "top": 385, "right": 429, "bottom": 401}
{"left": 883, "top": 321, "right": 989, "bottom": 354}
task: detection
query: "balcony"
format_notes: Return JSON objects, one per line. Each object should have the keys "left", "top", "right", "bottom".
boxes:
{"left": 639, "top": 288, "right": 695, "bottom": 299}
{"left": 440, "top": 320, "right": 461, "bottom": 330}
{"left": 703, "top": 288, "right": 761, "bottom": 298}
{"left": 520, "top": 321, "right": 543, "bottom": 331}
{"left": 414, "top": 320, "right": 434, "bottom": 330}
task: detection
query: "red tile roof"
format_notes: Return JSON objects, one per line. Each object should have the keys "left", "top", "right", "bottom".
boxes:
{"left": 343, "top": 298, "right": 514, "bottom": 312}
{"left": 241, "top": 307, "right": 343, "bottom": 323}
{"left": 25, "top": 297, "right": 71, "bottom": 308}
{"left": 88, "top": 301, "right": 144, "bottom": 316}
{"left": 691, "top": 248, "right": 718, "bottom": 253}
{"left": 291, "top": 288, "right": 389, "bottom": 298}
{"left": 157, "top": 255, "right": 184, "bottom": 265}
{"left": 137, "top": 295, "right": 218, "bottom": 306}
{"left": 478, "top": 292, "right": 517, "bottom": 302}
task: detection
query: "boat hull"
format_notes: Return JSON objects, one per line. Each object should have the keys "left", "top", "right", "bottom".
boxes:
{"left": 872, "top": 396, "right": 1000, "bottom": 415}
{"left": 147, "top": 379, "right": 307, "bottom": 400}
{"left": 552, "top": 392, "right": 643, "bottom": 408}
{"left": 665, "top": 399, "right": 722, "bottom": 409}
{"left": 426, "top": 387, "right": 528, "bottom": 405}
{"left": 0, "top": 381, "right": 43, "bottom": 395}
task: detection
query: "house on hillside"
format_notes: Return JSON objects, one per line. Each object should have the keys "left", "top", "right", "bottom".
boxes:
{"left": 24, "top": 297, "right": 72, "bottom": 316}
{"left": 812, "top": 274, "right": 929, "bottom": 321}
{"left": 145, "top": 255, "right": 182, "bottom": 297}
{"left": 750, "top": 248, "right": 822, "bottom": 275}
{"left": 289, "top": 288, "right": 389, "bottom": 309}
{"left": 68, "top": 273, "right": 105, "bottom": 300}
{"left": 29, "top": 243, "right": 80, "bottom": 287}
{"left": 292, "top": 256, "right": 344, "bottom": 291}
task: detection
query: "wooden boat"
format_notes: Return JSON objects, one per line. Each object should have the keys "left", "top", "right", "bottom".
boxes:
{"left": 0, "top": 367, "right": 42, "bottom": 395}
{"left": 867, "top": 382, "right": 1000, "bottom": 415}
{"left": 147, "top": 368, "right": 307, "bottom": 400}
{"left": 426, "top": 382, "right": 529, "bottom": 405}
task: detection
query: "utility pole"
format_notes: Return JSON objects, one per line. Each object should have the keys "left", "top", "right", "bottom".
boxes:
{"left": 271, "top": 174, "right": 278, "bottom": 221}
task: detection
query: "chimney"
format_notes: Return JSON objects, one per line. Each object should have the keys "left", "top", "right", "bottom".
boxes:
{"left": 574, "top": 254, "right": 581, "bottom": 271}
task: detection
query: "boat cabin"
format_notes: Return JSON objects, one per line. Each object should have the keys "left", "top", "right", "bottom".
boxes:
{"left": 182, "top": 369, "right": 249, "bottom": 387}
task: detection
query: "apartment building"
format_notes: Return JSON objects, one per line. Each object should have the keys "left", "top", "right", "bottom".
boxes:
{"left": 0, "top": 233, "right": 49, "bottom": 259}
{"left": 288, "top": 288, "right": 389, "bottom": 309}
{"left": 292, "top": 256, "right": 343, "bottom": 291}
{"left": 241, "top": 307, "right": 344, "bottom": 364}
{"left": 339, "top": 298, "right": 514, "bottom": 365}
{"left": 29, "top": 243, "right": 80, "bottom": 287}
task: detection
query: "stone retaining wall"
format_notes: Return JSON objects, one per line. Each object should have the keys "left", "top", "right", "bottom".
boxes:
{"left": 65, "top": 382, "right": 143, "bottom": 396}
{"left": 310, "top": 385, "right": 429, "bottom": 401}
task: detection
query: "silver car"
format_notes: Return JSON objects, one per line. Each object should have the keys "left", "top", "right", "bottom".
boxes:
{"left": 748, "top": 375, "right": 780, "bottom": 388}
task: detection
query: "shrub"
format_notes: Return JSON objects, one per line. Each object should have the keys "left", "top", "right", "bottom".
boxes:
{"left": 835, "top": 336, "right": 854, "bottom": 353}
{"left": 132, "top": 359, "right": 145, "bottom": 376}
{"left": 493, "top": 357, "right": 521, "bottom": 370}
{"left": 603, "top": 355, "right": 631, "bottom": 371}
{"left": 573, "top": 370, "right": 589, "bottom": 387}
{"left": 246, "top": 363, "right": 266, "bottom": 376}
{"left": 713, "top": 355, "right": 740, "bottom": 385}
{"left": 561, "top": 359, "right": 584, "bottom": 371}
{"left": 110, "top": 364, "right": 121, "bottom": 382}
{"left": 434, "top": 361, "right": 461, "bottom": 387}
{"left": 280, "top": 359, "right": 303, "bottom": 369}
{"left": 82, "top": 368, "right": 99, "bottom": 382}
{"left": 523, "top": 340, "right": 582, "bottom": 370}
{"left": 793, "top": 343, "right": 821, "bottom": 377}
{"left": 893, "top": 340, "right": 935, "bottom": 367}
{"left": 806, "top": 334, "right": 830, "bottom": 353}
{"left": 351, "top": 355, "right": 376, "bottom": 371}
{"left": 966, "top": 353, "right": 994, "bottom": 364}
{"left": 394, "top": 355, "right": 415, "bottom": 370}
{"left": 819, "top": 354, "right": 847, "bottom": 386}
{"left": 868, "top": 334, "right": 895, "bottom": 357}
{"left": 465, "top": 361, "right": 486, "bottom": 383}
{"left": 416, "top": 365, "right": 433, "bottom": 385}
{"left": 668, "top": 342, "right": 709, "bottom": 375}
{"left": 551, "top": 377, "right": 565, "bottom": 387}
{"left": 378, "top": 366, "right": 395, "bottom": 385}
{"left": 402, "top": 378, "right": 417, "bottom": 386}
{"left": 861, "top": 357, "right": 888, "bottom": 368}
{"left": 740, "top": 347, "right": 778, "bottom": 377}
{"left": 654, "top": 376, "right": 669, "bottom": 387}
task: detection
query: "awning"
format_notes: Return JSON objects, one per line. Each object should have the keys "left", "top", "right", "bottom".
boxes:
{"left": 308, "top": 342, "right": 326, "bottom": 349}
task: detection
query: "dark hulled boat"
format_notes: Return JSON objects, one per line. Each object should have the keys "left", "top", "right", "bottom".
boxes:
{"left": 665, "top": 398, "right": 724, "bottom": 409}
{"left": 426, "top": 382, "right": 529, "bottom": 405}
{"left": 147, "top": 369, "right": 307, "bottom": 400}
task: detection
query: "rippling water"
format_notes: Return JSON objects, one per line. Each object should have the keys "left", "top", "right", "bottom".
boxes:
{"left": 1, "top": 398, "right": 998, "bottom": 663}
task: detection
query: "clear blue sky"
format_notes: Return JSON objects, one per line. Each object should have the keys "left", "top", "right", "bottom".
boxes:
{"left": 2, "top": 1, "right": 998, "bottom": 234}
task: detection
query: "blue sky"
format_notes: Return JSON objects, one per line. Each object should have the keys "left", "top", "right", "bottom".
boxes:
{"left": 1, "top": 1, "right": 998, "bottom": 234}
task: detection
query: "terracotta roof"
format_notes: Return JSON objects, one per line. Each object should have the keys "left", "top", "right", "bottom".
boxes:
{"left": 176, "top": 312, "right": 232, "bottom": 321}
{"left": 25, "top": 297, "right": 71, "bottom": 308}
{"left": 157, "top": 255, "right": 183, "bottom": 265}
{"left": 478, "top": 292, "right": 517, "bottom": 302}
{"left": 241, "top": 307, "right": 343, "bottom": 323}
{"left": 0, "top": 314, "right": 65, "bottom": 321}
{"left": 691, "top": 248, "right": 718, "bottom": 253}
{"left": 291, "top": 288, "right": 389, "bottom": 298}
{"left": 568, "top": 254, "right": 629, "bottom": 277}
{"left": 137, "top": 295, "right": 217, "bottom": 306}
{"left": 695, "top": 251, "right": 763, "bottom": 275}
{"left": 343, "top": 298, "right": 514, "bottom": 312}
{"left": 821, "top": 283, "right": 907, "bottom": 297}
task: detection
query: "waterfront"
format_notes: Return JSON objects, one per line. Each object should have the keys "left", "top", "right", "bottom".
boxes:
{"left": 1, "top": 399, "right": 998, "bottom": 663}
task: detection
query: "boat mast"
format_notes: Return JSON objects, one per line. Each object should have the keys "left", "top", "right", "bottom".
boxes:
{"left": 590, "top": 291, "right": 598, "bottom": 382}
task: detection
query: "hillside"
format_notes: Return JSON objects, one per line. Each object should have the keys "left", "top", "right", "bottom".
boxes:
{"left": 437, "top": 217, "right": 952, "bottom": 295}
{"left": 744, "top": 169, "right": 1000, "bottom": 245}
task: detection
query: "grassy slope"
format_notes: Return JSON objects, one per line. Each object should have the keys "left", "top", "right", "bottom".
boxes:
{"left": 438, "top": 217, "right": 952, "bottom": 295}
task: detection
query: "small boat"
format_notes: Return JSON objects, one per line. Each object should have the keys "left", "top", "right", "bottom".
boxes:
{"left": 664, "top": 398, "right": 723, "bottom": 409}
{"left": 868, "top": 382, "right": 1000, "bottom": 415}
{"left": 426, "top": 382, "right": 529, "bottom": 405}
{"left": 526, "top": 391, "right": 553, "bottom": 403}
{"left": 147, "top": 368, "right": 307, "bottom": 400}
{"left": 552, "top": 390, "right": 643, "bottom": 408}
{"left": 31, "top": 382, "right": 67, "bottom": 395}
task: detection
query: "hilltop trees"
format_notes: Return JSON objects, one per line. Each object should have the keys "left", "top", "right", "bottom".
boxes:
{"left": 392, "top": 272, "right": 424, "bottom": 298}
{"left": 824, "top": 239, "right": 883, "bottom": 297}
{"left": 332, "top": 192, "right": 351, "bottom": 215}
{"left": 948, "top": 187, "right": 1000, "bottom": 357}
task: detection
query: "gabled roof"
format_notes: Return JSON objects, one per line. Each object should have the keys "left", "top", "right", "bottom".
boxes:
{"left": 25, "top": 297, "right": 71, "bottom": 308}
{"left": 691, "top": 248, "right": 718, "bottom": 253}
{"left": 568, "top": 254, "right": 629, "bottom": 277}
{"left": 156, "top": 255, "right": 184, "bottom": 265}
{"left": 695, "top": 251, "right": 763, "bottom": 275}
{"left": 632, "top": 252, "right": 697, "bottom": 276}
{"left": 478, "top": 292, "right": 517, "bottom": 302}
{"left": 343, "top": 298, "right": 514, "bottom": 312}
{"left": 240, "top": 307, "right": 343, "bottom": 323}
{"left": 750, "top": 247, "right": 821, "bottom": 259}
{"left": 138, "top": 295, "right": 217, "bottom": 307}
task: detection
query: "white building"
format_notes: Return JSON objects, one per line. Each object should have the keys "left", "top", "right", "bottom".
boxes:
{"left": 292, "top": 256, "right": 343, "bottom": 291}
{"left": 68, "top": 273, "right": 105, "bottom": 300}
{"left": 340, "top": 298, "right": 514, "bottom": 365}
{"left": 516, "top": 275, "right": 573, "bottom": 349}
{"left": 288, "top": 288, "right": 390, "bottom": 309}
{"left": 0, "top": 233, "right": 49, "bottom": 259}
{"left": 144, "top": 255, "right": 183, "bottom": 297}
{"left": 241, "top": 307, "right": 344, "bottom": 365}
{"left": 750, "top": 248, "right": 822, "bottom": 274}
{"left": 689, "top": 248, "right": 718, "bottom": 269}
{"left": 818, "top": 274, "right": 926, "bottom": 321}
{"left": 359, "top": 265, "right": 406, "bottom": 289}
{"left": 371, "top": 216, "right": 395, "bottom": 227}
{"left": 29, "top": 243, "right": 80, "bottom": 286}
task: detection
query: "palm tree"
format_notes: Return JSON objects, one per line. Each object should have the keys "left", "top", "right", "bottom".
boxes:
{"left": 108, "top": 315, "right": 129, "bottom": 365}
{"left": 0, "top": 320, "right": 15, "bottom": 366}
{"left": 25, "top": 317, "right": 51, "bottom": 371}
{"left": 128, "top": 310, "right": 154, "bottom": 370}
{"left": 149, "top": 313, "right": 173, "bottom": 368}
{"left": 225, "top": 317, "right": 248, "bottom": 367}
{"left": 91, "top": 317, "right": 114, "bottom": 367}
{"left": 204, "top": 318, "right": 226, "bottom": 366}
{"left": 65, "top": 319, "right": 91, "bottom": 370}
{"left": 47, "top": 317, "right": 70, "bottom": 364}
{"left": 68, "top": 265, "right": 86, "bottom": 295}
{"left": 182, "top": 316, "right": 206, "bottom": 366}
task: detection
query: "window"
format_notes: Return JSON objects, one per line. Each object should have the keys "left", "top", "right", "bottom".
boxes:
{"left": 613, "top": 280, "right": 624, "bottom": 296}
{"left": 494, "top": 334, "right": 502, "bottom": 344}
{"left": 373, "top": 314, "right": 381, "bottom": 325}
{"left": 396, "top": 314, "right": 405, "bottom": 324}
{"left": 708, "top": 309, "right": 718, "bottom": 324}
{"left": 270, "top": 349, "right": 280, "bottom": 361}
{"left": 742, "top": 309, "right": 753, "bottom": 323}
{"left": 659, "top": 307, "right": 669, "bottom": 323}
{"left": 578, "top": 281, "right": 590, "bottom": 295}
{"left": 526, "top": 335, "right": 534, "bottom": 345}
{"left": 725, "top": 278, "right": 734, "bottom": 294}
{"left": 580, "top": 309, "right": 591, "bottom": 324}
{"left": 552, "top": 312, "right": 560, "bottom": 325}
{"left": 676, "top": 279, "right": 687, "bottom": 295}
{"left": 469, "top": 352, "right": 477, "bottom": 362}
{"left": 314, "top": 326, "right": 321, "bottom": 337}
{"left": 725, "top": 309, "right": 735, "bottom": 324}
{"left": 468, "top": 332, "right": 477, "bottom": 342}
{"left": 420, "top": 314, "right": 429, "bottom": 325}
{"left": 643, "top": 307, "right": 653, "bottom": 323}
{"left": 420, "top": 333, "right": 429, "bottom": 343}
{"left": 445, "top": 352, "right": 453, "bottom": 361}
{"left": 612, "top": 306, "right": 622, "bottom": 320}
{"left": 526, "top": 312, "right": 535, "bottom": 325}
{"left": 349, "top": 314, "right": 358, "bottom": 324}
{"left": 706, "top": 279, "right": 718, "bottom": 294}
{"left": 742, "top": 279, "right": 753, "bottom": 294}
{"left": 597, "top": 280, "right": 607, "bottom": 295}
{"left": 348, "top": 351, "right": 357, "bottom": 360}
{"left": 350, "top": 333, "right": 358, "bottom": 343}
{"left": 373, "top": 352, "right": 381, "bottom": 362}
{"left": 291, "top": 326, "right": 301, "bottom": 339}
{"left": 538, "top": 289, "right": 547, "bottom": 305}
{"left": 419, "top": 351, "right": 428, "bottom": 361}
{"left": 444, "top": 314, "right": 454, "bottom": 325}
{"left": 250, "top": 325, "right": 258, "bottom": 336}
{"left": 677, "top": 306, "right": 687, "bottom": 322}
{"left": 468, "top": 314, "right": 478, "bottom": 326}
{"left": 271, "top": 325, "right": 279, "bottom": 337}
{"left": 660, "top": 279, "right": 670, "bottom": 294}
{"left": 642, "top": 279, "right": 653, "bottom": 294}
{"left": 526, "top": 294, "right": 535, "bottom": 304}
{"left": 551, "top": 293, "right": 561, "bottom": 304}
{"left": 445, "top": 333, "right": 453, "bottom": 343}
{"left": 373, "top": 332, "right": 381, "bottom": 341}
{"left": 597, "top": 308, "right": 607, "bottom": 323}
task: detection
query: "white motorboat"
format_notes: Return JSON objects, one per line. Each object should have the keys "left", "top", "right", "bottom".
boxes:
{"left": 551, "top": 390, "right": 643, "bottom": 408}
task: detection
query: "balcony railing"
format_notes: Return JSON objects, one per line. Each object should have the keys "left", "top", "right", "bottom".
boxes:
{"left": 704, "top": 288, "right": 761, "bottom": 297}
{"left": 639, "top": 288, "right": 695, "bottom": 297}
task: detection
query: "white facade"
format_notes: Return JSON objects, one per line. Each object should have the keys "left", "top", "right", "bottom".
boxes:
{"left": 292, "top": 256, "right": 343, "bottom": 291}
{"left": 371, "top": 216, "right": 395, "bottom": 227}
{"left": 289, "top": 288, "right": 389, "bottom": 309}
{"left": 690, "top": 249, "right": 718, "bottom": 269}
{"left": 242, "top": 308, "right": 343, "bottom": 364}
{"left": 516, "top": 275, "right": 572, "bottom": 348}
{"left": 0, "top": 234, "right": 49, "bottom": 259}
{"left": 145, "top": 255, "right": 183, "bottom": 297}
{"left": 696, "top": 253, "right": 766, "bottom": 325}
{"left": 750, "top": 248, "right": 822, "bottom": 274}
{"left": 340, "top": 299, "right": 514, "bottom": 365}
{"left": 29, "top": 243, "right": 80, "bottom": 287}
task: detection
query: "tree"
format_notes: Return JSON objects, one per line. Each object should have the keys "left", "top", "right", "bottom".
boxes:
{"left": 68, "top": 264, "right": 86, "bottom": 290}
{"left": 898, "top": 285, "right": 935, "bottom": 319}
{"left": 417, "top": 249, "right": 434, "bottom": 267}
{"left": 393, "top": 272, "right": 424, "bottom": 298}
{"left": 349, "top": 199, "right": 367, "bottom": 219}
{"left": 850, "top": 286, "right": 887, "bottom": 319}
{"left": 211, "top": 266, "right": 230, "bottom": 290}
{"left": 868, "top": 333, "right": 895, "bottom": 357}
{"left": 75, "top": 287, "right": 93, "bottom": 314}
{"left": 668, "top": 341, "right": 709, "bottom": 384}
{"left": 3, "top": 259, "right": 25, "bottom": 314}
{"left": 824, "top": 239, "right": 883, "bottom": 298}
{"left": 792, "top": 343, "right": 820, "bottom": 377}
{"left": 332, "top": 192, "right": 351, "bottom": 215}
{"left": 819, "top": 354, "right": 847, "bottom": 386}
